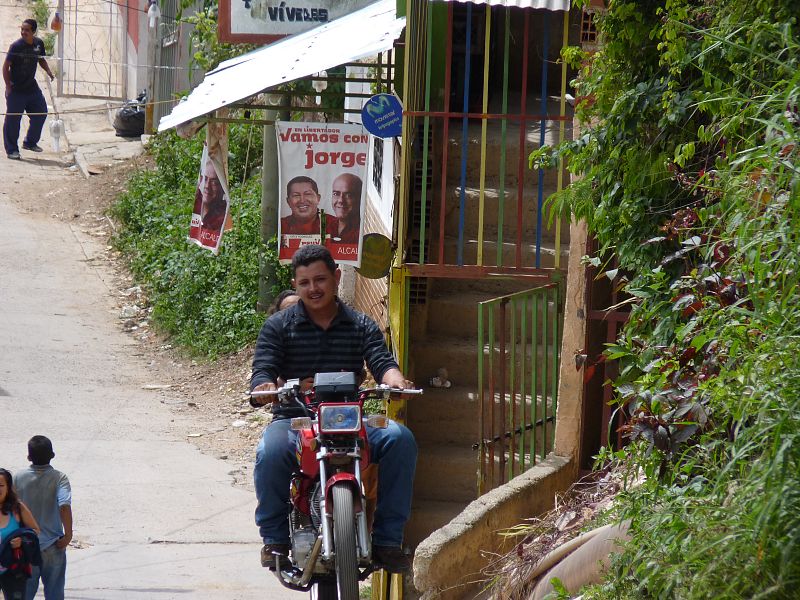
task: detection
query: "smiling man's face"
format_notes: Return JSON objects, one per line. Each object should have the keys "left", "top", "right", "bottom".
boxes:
{"left": 20, "top": 22, "right": 35, "bottom": 44}
{"left": 287, "top": 181, "right": 321, "bottom": 224}
{"left": 331, "top": 174, "right": 360, "bottom": 223}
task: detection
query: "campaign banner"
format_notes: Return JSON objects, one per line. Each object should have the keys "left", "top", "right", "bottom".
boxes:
{"left": 276, "top": 122, "right": 368, "bottom": 266}
{"left": 189, "top": 121, "right": 232, "bottom": 254}
{"left": 218, "top": 0, "right": 373, "bottom": 44}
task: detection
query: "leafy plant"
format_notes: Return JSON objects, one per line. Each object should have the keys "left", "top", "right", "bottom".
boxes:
{"left": 528, "top": 1, "right": 800, "bottom": 597}
{"left": 110, "top": 128, "right": 291, "bottom": 357}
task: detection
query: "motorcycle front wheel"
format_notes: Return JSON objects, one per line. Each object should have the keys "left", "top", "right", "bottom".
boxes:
{"left": 310, "top": 580, "right": 337, "bottom": 600}
{"left": 332, "top": 483, "right": 359, "bottom": 600}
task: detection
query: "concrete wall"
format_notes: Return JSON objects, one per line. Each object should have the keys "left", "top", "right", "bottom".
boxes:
{"left": 413, "top": 455, "right": 576, "bottom": 600}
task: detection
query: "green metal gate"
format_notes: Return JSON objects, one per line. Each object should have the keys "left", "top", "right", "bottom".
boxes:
{"left": 477, "top": 281, "right": 564, "bottom": 494}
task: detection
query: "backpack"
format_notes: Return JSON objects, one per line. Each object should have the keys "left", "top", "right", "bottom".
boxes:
{"left": 0, "top": 528, "right": 42, "bottom": 578}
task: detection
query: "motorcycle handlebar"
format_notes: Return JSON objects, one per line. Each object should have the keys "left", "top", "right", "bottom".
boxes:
{"left": 249, "top": 390, "right": 282, "bottom": 398}
{"left": 248, "top": 386, "right": 423, "bottom": 400}
{"left": 360, "top": 386, "right": 423, "bottom": 396}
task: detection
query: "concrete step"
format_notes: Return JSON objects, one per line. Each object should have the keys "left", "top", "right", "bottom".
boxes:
{"left": 411, "top": 335, "right": 560, "bottom": 388}
{"left": 406, "top": 382, "right": 554, "bottom": 447}
{"left": 413, "top": 444, "right": 479, "bottom": 504}
{"left": 404, "top": 499, "right": 469, "bottom": 550}
{"left": 432, "top": 236, "right": 569, "bottom": 270}
{"left": 426, "top": 289, "right": 562, "bottom": 339}
{"left": 444, "top": 117, "right": 572, "bottom": 180}
{"left": 429, "top": 276, "right": 557, "bottom": 297}
{"left": 437, "top": 179, "right": 572, "bottom": 240}
{"left": 407, "top": 385, "right": 480, "bottom": 447}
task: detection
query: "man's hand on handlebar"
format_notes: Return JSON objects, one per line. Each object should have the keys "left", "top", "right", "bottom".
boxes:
{"left": 381, "top": 368, "right": 413, "bottom": 390}
{"left": 250, "top": 381, "right": 277, "bottom": 407}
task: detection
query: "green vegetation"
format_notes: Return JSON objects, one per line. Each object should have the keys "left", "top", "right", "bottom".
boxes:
{"left": 539, "top": 0, "right": 800, "bottom": 597}
{"left": 28, "top": 0, "right": 55, "bottom": 54}
{"left": 30, "top": 0, "right": 49, "bottom": 29}
{"left": 110, "top": 127, "right": 291, "bottom": 357}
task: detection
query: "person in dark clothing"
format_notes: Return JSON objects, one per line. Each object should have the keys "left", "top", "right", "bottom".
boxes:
{"left": 0, "top": 468, "right": 40, "bottom": 600}
{"left": 250, "top": 244, "right": 416, "bottom": 572}
{"left": 3, "top": 19, "right": 55, "bottom": 160}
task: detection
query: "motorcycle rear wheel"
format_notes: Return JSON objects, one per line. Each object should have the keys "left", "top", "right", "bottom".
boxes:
{"left": 332, "top": 483, "right": 360, "bottom": 600}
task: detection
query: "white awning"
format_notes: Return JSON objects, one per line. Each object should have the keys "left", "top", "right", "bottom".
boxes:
{"left": 158, "top": 0, "right": 405, "bottom": 132}
{"left": 431, "top": 0, "right": 570, "bottom": 9}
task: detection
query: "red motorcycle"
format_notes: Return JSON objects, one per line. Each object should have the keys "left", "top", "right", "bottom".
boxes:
{"left": 251, "top": 372, "right": 421, "bottom": 600}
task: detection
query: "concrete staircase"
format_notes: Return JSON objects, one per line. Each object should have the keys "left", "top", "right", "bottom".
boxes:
{"left": 403, "top": 111, "right": 571, "bottom": 548}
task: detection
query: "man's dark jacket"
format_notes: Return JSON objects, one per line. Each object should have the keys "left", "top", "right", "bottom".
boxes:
{"left": 251, "top": 300, "right": 399, "bottom": 419}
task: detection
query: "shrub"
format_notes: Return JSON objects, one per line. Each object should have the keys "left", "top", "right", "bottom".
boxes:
{"left": 110, "top": 127, "right": 291, "bottom": 357}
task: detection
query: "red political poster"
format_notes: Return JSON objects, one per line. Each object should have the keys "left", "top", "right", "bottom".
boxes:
{"left": 189, "top": 122, "right": 232, "bottom": 254}
{"left": 276, "top": 122, "right": 368, "bottom": 266}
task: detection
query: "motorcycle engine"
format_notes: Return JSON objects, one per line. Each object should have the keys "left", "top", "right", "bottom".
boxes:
{"left": 291, "top": 527, "right": 318, "bottom": 570}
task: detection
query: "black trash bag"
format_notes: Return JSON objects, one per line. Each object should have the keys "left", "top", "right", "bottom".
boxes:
{"left": 113, "top": 90, "right": 147, "bottom": 137}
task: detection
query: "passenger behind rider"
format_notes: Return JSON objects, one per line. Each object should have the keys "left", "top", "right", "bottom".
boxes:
{"left": 0, "top": 468, "right": 40, "bottom": 599}
{"left": 250, "top": 244, "right": 416, "bottom": 573}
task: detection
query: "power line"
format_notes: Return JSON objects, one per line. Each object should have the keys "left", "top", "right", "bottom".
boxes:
{"left": 0, "top": 0, "right": 215, "bottom": 29}
{"left": 0, "top": 48, "right": 200, "bottom": 71}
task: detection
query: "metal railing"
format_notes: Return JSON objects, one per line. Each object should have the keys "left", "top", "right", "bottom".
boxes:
{"left": 477, "top": 281, "right": 563, "bottom": 494}
{"left": 398, "top": 2, "right": 573, "bottom": 280}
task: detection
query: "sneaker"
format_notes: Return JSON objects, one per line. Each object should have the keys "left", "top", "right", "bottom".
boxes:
{"left": 7, "top": 151, "right": 21, "bottom": 160}
{"left": 261, "top": 543, "right": 291, "bottom": 570}
{"left": 372, "top": 545, "right": 411, "bottom": 573}
{"left": 22, "top": 143, "right": 43, "bottom": 152}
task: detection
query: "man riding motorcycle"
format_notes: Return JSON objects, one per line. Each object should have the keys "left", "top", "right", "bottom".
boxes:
{"left": 250, "top": 244, "right": 416, "bottom": 573}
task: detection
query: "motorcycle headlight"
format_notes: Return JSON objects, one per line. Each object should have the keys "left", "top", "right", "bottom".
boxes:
{"left": 319, "top": 404, "right": 361, "bottom": 434}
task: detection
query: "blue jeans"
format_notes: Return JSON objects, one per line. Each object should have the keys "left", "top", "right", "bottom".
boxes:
{"left": 25, "top": 544, "right": 66, "bottom": 600}
{"left": 3, "top": 88, "right": 47, "bottom": 155}
{"left": 255, "top": 418, "right": 417, "bottom": 547}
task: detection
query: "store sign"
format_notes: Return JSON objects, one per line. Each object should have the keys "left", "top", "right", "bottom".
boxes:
{"left": 218, "top": 0, "right": 374, "bottom": 44}
{"left": 361, "top": 93, "right": 403, "bottom": 138}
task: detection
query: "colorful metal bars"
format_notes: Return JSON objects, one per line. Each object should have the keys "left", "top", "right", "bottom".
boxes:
{"left": 406, "top": 2, "right": 571, "bottom": 276}
{"left": 477, "top": 282, "right": 563, "bottom": 494}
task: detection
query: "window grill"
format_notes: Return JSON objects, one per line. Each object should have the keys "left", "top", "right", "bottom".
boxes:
{"left": 372, "top": 137, "right": 384, "bottom": 196}
{"left": 580, "top": 9, "right": 598, "bottom": 44}
{"left": 408, "top": 277, "right": 428, "bottom": 306}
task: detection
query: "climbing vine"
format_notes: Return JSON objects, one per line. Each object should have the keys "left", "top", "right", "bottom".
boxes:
{"left": 537, "top": 1, "right": 800, "bottom": 597}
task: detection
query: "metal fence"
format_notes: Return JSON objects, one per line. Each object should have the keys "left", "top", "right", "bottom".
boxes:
{"left": 399, "top": 2, "right": 574, "bottom": 280}
{"left": 58, "top": 0, "right": 126, "bottom": 98}
{"left": 477, "top": 282, "right": 564, "bottom": 493}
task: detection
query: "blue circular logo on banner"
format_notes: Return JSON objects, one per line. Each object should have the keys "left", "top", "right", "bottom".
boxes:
{"left": 361, "top": 93, "right": 403, "bottom": 138}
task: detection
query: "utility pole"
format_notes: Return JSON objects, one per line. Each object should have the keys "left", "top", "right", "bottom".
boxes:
{"left": 257, "top": 109, "right": 279, "bottom": 312}
{"left": 56, "top": 0, "right": 64, "bottom": 96}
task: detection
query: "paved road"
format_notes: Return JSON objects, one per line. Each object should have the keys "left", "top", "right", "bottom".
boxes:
{"left": 0, "top": 3, "right": 303, "bottom": 598}
{"left": 0, "top": 199, "right": 302, "bottom": 599}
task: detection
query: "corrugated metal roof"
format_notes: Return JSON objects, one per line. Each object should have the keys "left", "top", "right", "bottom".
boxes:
{"left": 432, "top": 0, "right": 570, "bottom": 9}
{"left": 158, "top": 0, "right": 404, "bottom": 132}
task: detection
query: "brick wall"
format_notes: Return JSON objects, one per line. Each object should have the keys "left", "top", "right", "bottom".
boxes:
{"left": 354, "top": 200, "right": 390, "bottom": 331}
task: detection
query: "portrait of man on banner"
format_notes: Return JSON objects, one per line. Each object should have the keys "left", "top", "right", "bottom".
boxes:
{"left": 276, "top": 122, "right": 368, "bottom": 266}
{"left": 189, "top": 123, "right": 232, "bottom": 254}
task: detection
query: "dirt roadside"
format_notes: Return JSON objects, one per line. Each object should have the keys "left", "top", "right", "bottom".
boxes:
{"left": 18, "top": 156, "right": 266, "bottom": 490}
